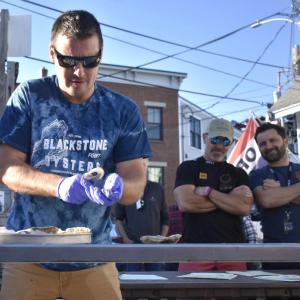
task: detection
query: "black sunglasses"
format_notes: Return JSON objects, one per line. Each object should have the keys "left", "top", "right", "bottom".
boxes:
{"left": 210, "top": 136, "right": 231, "bottom": 146}
{"left": 53, "top": 48, "right": 101, "bottom": 68}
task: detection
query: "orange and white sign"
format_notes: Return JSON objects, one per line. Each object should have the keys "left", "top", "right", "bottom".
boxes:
{"left": 227, "top": 118, "right": 263, "bottom": 174}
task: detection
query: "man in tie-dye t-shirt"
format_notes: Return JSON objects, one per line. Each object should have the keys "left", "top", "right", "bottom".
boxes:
{"left": 0, "top": 10, "right": 151, "bottom": 300}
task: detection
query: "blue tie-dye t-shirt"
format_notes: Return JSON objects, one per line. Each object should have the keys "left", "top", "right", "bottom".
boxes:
{"left": 0, "top": 75, "right": 151, "bottom": 271}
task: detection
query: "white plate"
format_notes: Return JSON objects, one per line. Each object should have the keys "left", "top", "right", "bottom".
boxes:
{"left": 178, "top": 272, "right": 237, "bottom": 280}
{"left": 255, "top": 274, "right": 300, "bottom": 282}
{"left": 0, "top": 232, "right": 91, "bottom": 244}
{"left": 119, "top": 274, "right": 168, "bottom": 280}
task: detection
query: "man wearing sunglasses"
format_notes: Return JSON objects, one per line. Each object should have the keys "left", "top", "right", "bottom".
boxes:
{"left": 0, "top": 10, "right": 151, "bottom": 300}
{"left": 174, "top": 119, "right": 253, "bottom": 290}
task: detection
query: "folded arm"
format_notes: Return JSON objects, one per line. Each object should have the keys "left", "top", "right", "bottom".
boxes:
{"left": 208, "top": 185, "right": 253, "bottom": 216}
{"left": 254, "top": 178, "right": 300, "bottom": 208}
{"left": 174, "top": 184, "right": 217, "bottom": 213}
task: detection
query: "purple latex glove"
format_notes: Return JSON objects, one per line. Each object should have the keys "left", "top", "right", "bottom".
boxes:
{"left": 56, "top": 174, "right": 88, "bottom": 205}
{"left": 81, "top": 173, "right": 124, "bottom": 206}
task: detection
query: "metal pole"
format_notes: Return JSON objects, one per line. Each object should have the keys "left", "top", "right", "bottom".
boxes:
{"left": 0, "top": 10, "right": 9, "bottom": 115}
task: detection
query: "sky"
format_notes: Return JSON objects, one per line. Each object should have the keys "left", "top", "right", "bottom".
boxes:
{"left": 1, "top": 0, "right": 300, "bottom": 122}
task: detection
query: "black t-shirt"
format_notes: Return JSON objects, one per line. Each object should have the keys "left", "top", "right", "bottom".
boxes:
{"left": 175, "top": 157, "right": 249, "bottom": 243}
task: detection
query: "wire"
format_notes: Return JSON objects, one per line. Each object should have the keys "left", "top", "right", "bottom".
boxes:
{"left": 160, "top": 104, "right": 266, "bottom": 131}
{"left": 23, "top": 55, "right": 267, "bottom": 106}
{"left": 6, "top": 0, "right": 295, "bottom": 114}
{"left": 1, "top": 0, "right": 285, "bottom": 91}
{"left": 21, "top": 57, "right": 269, "bottom": 127}
{"left": 141, "top": 102, "right": 265, "bottom": 132}
{"left": 1, "top": 0, "right": 286, "bottom": 79}
{"left": 104, "top": 34, "right": 275, "bottom": 88}
{"left": 0, "top": 0, "right": 55, "bottom": 19}
{"left": 97, "top": 37, "right": 276, "bottom": 88}
{"left": 192, "top": 48, "right": 288, "bottom": 69}
{"left": 288, "top": 22, "right": 294, "bottom": 73}
{"left": 209, "top": 105, "right": 265, "bottom": 120}
{"left": 16, "top": 0, "right": 279, "bottom": 49}
{"left": 204, "top": 23, "right": 287, "bottom": 110}
{"left": 96, "top": 14, "right": 291, "bottom": 81}
{"left": 6, "top": 0, "right": 287, "bottom": 70}
{"left": 180, "top": 105, "right": 264, "bottom": 123}
{"left": 231, "top": 86, "right": 271, "bottom": 96}
{"left": 99, "top": 71, "right": 267, "bottom": 105}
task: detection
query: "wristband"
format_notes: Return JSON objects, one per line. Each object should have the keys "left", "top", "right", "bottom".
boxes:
{"left": 203, "top": 186, "right": 212, "bottom": 197}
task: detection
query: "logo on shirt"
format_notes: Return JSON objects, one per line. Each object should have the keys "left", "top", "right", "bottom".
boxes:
{"left": 199, "top": 172, "right": 208, "bottom": 180}
{"left": 219, "top": 173, "right": 233, "bottom": 192}
{"left": 32, "top": 119, "right": 107, "bottom": 173}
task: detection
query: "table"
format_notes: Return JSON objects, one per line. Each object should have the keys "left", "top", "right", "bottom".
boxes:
{"left": 1, "top": 243, "right": 300, "bottom": 298}
{"left": 120, "top": 270, "right": 300, "bottom": 298}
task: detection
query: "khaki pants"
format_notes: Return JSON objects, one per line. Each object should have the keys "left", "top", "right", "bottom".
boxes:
{"left": 0, "top": 262, "right": 122, "bottom": 300}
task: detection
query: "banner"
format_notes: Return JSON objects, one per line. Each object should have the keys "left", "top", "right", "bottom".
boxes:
{"left": 227, "top": 118, "right": 264, "bottom": 174}
{"left": 8, "top": 15, "right": 31, "bottom": 57}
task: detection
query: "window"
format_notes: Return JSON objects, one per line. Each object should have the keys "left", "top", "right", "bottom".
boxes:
{"left": 147, "top": 107, "right": 163, "bottom": 140}
{"left": 284, "top": 114, "right": 298, "bottom": 155}
{"left": 190, "top": 116, "right": 201, "bottom": 149}
{"left": 148, "top": 166, "right": 164, "bottom": 185}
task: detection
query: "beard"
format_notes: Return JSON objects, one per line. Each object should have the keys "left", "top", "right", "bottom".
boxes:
{"left": 261, "top": 144, "right": 286, "bottom": 163}
{"left": 208, "top": 149, "right": 226, "bottom": 162}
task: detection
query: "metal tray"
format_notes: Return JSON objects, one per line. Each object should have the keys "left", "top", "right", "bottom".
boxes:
{"left": 0, "top": 232, "right": 91, "bottom": 244}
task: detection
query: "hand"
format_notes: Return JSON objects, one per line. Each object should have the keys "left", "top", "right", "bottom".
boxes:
{"left": 123, "top": 237, "right": 134, "bottom": 244}
{"left": 292, "top": 195, "right": 300, "bottom": 205}
{"left": 195, "top": 186, "right": 212, "bottom": 197}
{"left": 263, "top": 179, "right": 280, "bottom": 190}
{"left": 230, "top": 185, "right": 253, "bottom": 198}
{"left": 56, "top": 174, "right": 88, "bottom": 205}
{"left": 81, "top": 173, "right": 124, "bottom": 206}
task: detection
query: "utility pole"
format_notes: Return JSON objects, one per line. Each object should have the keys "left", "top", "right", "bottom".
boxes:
{"left": 6, "top": 61, "right": 18, "bottom": 99}
{"left": 292, "top": 0, "right": 300, "bottom": 14}
{"left": 0, "top": 9, "right": 9, "bottom": 115}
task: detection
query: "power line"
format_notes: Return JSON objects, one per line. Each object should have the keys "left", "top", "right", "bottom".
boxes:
{"left": 1, "top": 0, "right": 290, "bottom": 114}
{"left": 16, "top": 0, "right": 277, "bottom": 48}
{"left": 180, "top": 105, "right": 263, "bottom": 123}
{"left": 99, "top": 71, "right": 267, "bottom": 106}
{"left": 7, "top": 0, "right": 288, "bottom": 69}
{"left": 191, "top": 48, "right": 288, "bottom": 69}
{"left": 21, "top": 61, "right": 266, "bottom": 126}
{"left": 1, "top": 0, "right": 284, "bottom": 82}
{"left": 159, "top": 104, "right": 265, "bottom": 131}
{"left": 1, "top": 0, "right": 284, "bottom": 91}
{"left": 97, "top": 32, "right": 278, "bottom": 87}
{"left": 23, "top": 55, "right": 268, "bottom": 106}
{"left": 104, "top": 34, "right": 275, "bottom": 88}
{"left": 204, "top": 23, "right": 287, "bottom": 111}
{"left": 231, "top": 86, "right": 271, "bottom": 97}
{"left": 4, "top": 0, "right": 295, "bottom": 116}
{"left": 0, "top": 0, "right": 55, "bottom": 19}
{"left": 204, "top": 105, "right": 265, "bottom": 121}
